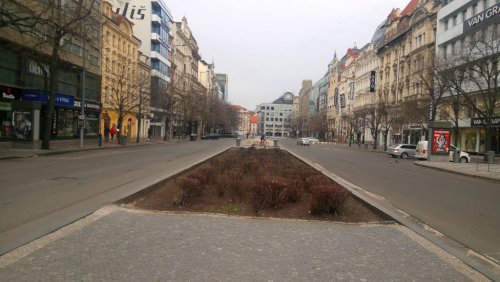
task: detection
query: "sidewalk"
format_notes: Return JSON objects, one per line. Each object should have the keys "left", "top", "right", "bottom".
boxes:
{"left": 415, "top": 161, "right": 500, "bottom": 182}
{"left": 0, "top": 205, "right": 491, "bottom": 281}
{"left": 0, "top": 136, "right": 189, "bottom": 160}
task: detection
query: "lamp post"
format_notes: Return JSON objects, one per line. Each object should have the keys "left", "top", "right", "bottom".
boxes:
{"left": 166, "top": 44, "right": 186, "bottom": 141}
{"left": 384, "top": 45, "right": 401, "bottom": 145}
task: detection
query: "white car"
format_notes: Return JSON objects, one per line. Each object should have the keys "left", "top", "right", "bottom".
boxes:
{"left": 415, "top": 141, "right": 471, "bottom": 163}
{"left": 307, "top": 137, "right": 319, "bottom": 144}
{"left": 297, "top": 138, "right": 310, "bottom": 146}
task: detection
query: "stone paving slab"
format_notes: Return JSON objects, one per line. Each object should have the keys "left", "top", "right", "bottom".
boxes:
{"left": 415, "top": 161, "right": 500, "bottom": 182}
{"left": 0, "top": 206, "right": 489, "bottom": 282}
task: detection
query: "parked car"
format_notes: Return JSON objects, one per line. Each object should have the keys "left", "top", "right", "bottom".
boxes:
{"left": 415, "top": 141, "right": 471, "bottom": 162}
{"left": 297, "top": 138, "right": 310, "bottom": 146}
{"left": 201, "top": 133, "right": 220, "bottom": 140}
{"left": 387, "top": 144, "right": 417, "bottom": 159}
{"left": 307, "top": 137, "right": 319, "bottom": 144}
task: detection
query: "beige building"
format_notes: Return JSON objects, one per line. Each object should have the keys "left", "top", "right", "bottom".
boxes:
{"left": 298, "top": 80, "right": 312, "bottom": 136}
{"left": 353, "top": 43, "right": 379, "bottom": 143}
{"left": 338, "top": 47, "right": 362, "bottom": 142}
{"left": 169, "top": 16, "right": 205, "bottom": 136}
{"left": 101, "top": 1, "right": 149, "bottom": 140}
{"left": 327, "top": 54, "right": 340, "bottom": 141}
{"left": 375, "top": 0, "right": 440, "bottom": 145}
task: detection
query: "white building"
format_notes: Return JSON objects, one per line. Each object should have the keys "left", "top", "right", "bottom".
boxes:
{"left": 436, "top": 0, "right": 500, "bottom": 153}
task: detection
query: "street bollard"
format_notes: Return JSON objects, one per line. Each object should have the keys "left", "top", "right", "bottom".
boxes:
{"left": 453, "top": 149, "right": 460, "bottom": 163}
{"left": 274, "top": 139, "right": 278, "bottom": 148}
{"left": 98, "top": 133, "right": 102, "bottom": 147}
{"left": 487, "top": 151, "right": 495, "bottom": 164}
{"left": 236, "top": 138, "right": 241, "bottom": 147}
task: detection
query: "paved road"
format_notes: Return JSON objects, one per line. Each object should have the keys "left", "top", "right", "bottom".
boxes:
{"left": 280, "top": 138, "right": 500, "bottom": 263}
{"left": 0, "top": 139, "right": 233, "bottom": 254}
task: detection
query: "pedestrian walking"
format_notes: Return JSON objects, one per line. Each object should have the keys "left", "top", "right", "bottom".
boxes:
{"left": 147, "top": 128, "right": 152, "bottom": 140}
{"left": 104, "top": 126, "right": 110, "bottom": 141}
{"left": 246, "top": 133, "right": 249, "bottom": 139}
{"left": 356, "top": 138, "right": 360, "bottom": 148}
{"left": 109, "top": 126, "right": 116, "bottom": 141}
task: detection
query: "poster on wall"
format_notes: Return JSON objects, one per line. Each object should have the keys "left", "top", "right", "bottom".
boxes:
{"left": 432, "top": 130, "right": 450, "bottom": 154}
{"left": 12, "top": 110, "right": 32, "bottom": 140}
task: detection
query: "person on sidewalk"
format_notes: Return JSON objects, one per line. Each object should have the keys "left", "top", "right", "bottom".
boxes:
{"left": 104, "top": 126, "right": 110, "bottom": 141}
{"left": 109, "top": 126, "right": 116, "bottom": 141}
{"left": 147, "top": 128, "right": 152, "bottom": 140}
{"left": 246, "top": 133, "right": 249, "bottom": 139}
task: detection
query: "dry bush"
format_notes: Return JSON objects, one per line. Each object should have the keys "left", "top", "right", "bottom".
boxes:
{"left": 173, "top": 177, "right": 203, "bottom": 205}
{"left": 305, "top": 175, "right": 331, "bottom": 191}
{"left": 249, "top": 176, "right": 292, "bottom": 213}
{"left": 187, "top": 171, "right": 207, "bottom": 185}
{"left": 200, "top": 167, "right": 217, "bottom": 184}
{"left": 208, "top": 158, "right": 221, "bottom": 171}
{"left": 297, "top": 170, "right": 322, "bottom": 182}
{"left": 216, "top": 176, "right": 229, "bottom": 197}
{"left": 309, "top": 185, "right": 352, "bottom": 216}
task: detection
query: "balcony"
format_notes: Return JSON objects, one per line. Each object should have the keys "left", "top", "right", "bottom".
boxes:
{"left": 151, "top": 33, "right": 170, "bottom": 50}
{"left": 151, "top": 69, "right": 170, "bottom": 83}
{"left": 150, "top": 51, "right": 171, "bottom": 67}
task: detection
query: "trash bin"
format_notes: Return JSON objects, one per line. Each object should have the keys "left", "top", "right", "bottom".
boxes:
{"left": 236, "top": 138, "right": 241, "bottom": 147}
{"left": 274, "top": 139, "right": 278, "bottom": 148}
{"left": 190, "top": 135, "right": 196, "bottom": 141}
{"left": 487, "top": 151, "right": 495, "bottom": 164}
{"left": 121, "top": 135, "right": 127, "bottom": 145}
{"left": 453, "top": 149, "right": 460, "bottom": 163}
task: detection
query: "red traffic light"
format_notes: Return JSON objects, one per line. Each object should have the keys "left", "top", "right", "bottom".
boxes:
{"left": 79, "top": 116, "right": 85, "bottom": 120}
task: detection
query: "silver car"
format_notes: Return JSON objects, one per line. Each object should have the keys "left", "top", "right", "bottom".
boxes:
{"left": 387, "top": 144, "right": 417, "bottom": 159}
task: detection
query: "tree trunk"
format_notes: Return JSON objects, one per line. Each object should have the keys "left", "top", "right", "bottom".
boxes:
{"left": 136, "top": 116, "right": 141, "bottom": 143}
{"left": 117, "top": 117, "right": 123, "bottom": 144}
{"left": 41, "top": 42, "right": 60, "bottom": 150}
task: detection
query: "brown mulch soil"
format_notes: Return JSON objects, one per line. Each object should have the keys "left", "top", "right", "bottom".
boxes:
{"left": 129, "top": 147, "right": 383, "bottom": 223}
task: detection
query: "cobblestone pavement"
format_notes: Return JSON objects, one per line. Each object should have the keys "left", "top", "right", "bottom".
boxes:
{"left": 0, "top": 206, "right": 489, "bottom": 282}
{"left": 415, "top": 161, "right": 500, "bottom": 182}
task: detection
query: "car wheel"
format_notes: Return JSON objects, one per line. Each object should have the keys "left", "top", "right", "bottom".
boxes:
{"left": 460, "top": 157, "right": 468, "bottom": 163}
{"left": 392, "top": 155, "right": 397, "bottom": 158}
{"left": 401, "top": 153, "right": 408, "bottom": 159}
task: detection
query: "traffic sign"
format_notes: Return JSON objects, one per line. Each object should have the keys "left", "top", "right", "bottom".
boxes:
{"left": 78, "top": 115, "right": 85, "bottom": 128}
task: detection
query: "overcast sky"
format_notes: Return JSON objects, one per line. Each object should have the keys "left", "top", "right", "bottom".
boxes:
{"left": 167, "top": 0, "right": 408, "bottom": 111}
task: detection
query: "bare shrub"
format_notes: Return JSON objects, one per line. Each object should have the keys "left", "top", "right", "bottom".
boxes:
{"left": 309, "top": 185, "right": 352, "bottom": 216}
{"left": 200, "top": 167, "right": 217, "bottom": 185}
{"left": 297, "top": 170, "right": 322, "bottom": 182}
{"left": 249, "top": 177, "right": 291, "bottom": 213}
{"left": 187, "top": 171, "right": 207, "bottom": 185}
{"left": 216, "top": 176, "right": 229, "bottom": 197}
{"left": 173, "top": 177, "right": 203, "bottom": 205}
{"left": 305, "top": 175, "right": 331, "bottom": 191}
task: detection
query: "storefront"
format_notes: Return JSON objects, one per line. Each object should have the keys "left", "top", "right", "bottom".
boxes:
{"left": 21, "top": 89, "right": 101, "bottom": 139}
{"left": 0, "top": 85, "right": 22, "bottom": 142}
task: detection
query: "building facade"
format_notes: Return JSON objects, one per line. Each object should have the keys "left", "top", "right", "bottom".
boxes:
{"left": 298, "top": 80, "right": 312, "bottom": 137}
{"left": 436, "top": 0, "right": 500, "bottom": 153}
{"left": 257, "top": 93, "right": 294, "bottom": 137}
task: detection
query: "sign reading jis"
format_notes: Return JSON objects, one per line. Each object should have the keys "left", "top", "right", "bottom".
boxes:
{"left": 370, "top": 71, "right": 376, "bottom": 92}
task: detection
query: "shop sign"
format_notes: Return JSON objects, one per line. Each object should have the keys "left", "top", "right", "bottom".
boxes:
{"left": 0, "top": 101, "right": 11, "bottom": 111}
{"left": 471, "top": 116, "right": 500, "bottom": 127}
{"left": 22, "top": 90, "right": 74, "bottom": 106}
{"left": 340, "top": 94, "right": 346, "bottom": 108}
{"left": 370, "top": 71, "right": 376, "bottom": 92}
{"left": 74, "top": 99, "right": 102, "bottom": 111}
{"left": 464, "top": 3, "right": 500, "bottom": 33}
{"left": 1, "top": 86, "right": 22, "bottom": 100}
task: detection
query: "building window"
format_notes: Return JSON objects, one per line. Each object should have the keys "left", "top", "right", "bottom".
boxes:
{"left": 453, "top": 15, "right": 457, "bottom": 26}
{"left": 433, "top": 28, "right": 436, "bottom": 42}
{"left": 445, "top": 20, "right": 449, "bottom": 31}
{"left": 271, "top": 107, "right": 274, "bottom": 110}
{"left": 112, "top": 35, "right": 115, "bottom": 46}
{"left": 106, "top": 32, "right": 109, "bottom": 43}
{"left": 451, "top": 42, "right": 456, "bottom": 55}
{"left": 462, "top": 10, "right": 467, "bottom": 22}
{"left": 473, "top": 4, "right": 477, "bottom": 15}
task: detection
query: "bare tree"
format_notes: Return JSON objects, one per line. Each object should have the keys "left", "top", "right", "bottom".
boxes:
{"left": 134, "top": 69, "right": 151, "bottom": 143}
{"left": 451, "top": 26, "right": 500, "bottom": 153}
{"left": 0, "top": 0, "right": 100, "bottom": 149}
{"left": 103, "top": 57, "right": 140, "bottom": 143}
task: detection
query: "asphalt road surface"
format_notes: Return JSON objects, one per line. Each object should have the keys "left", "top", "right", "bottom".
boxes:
{"left": 0, "top": 139, "right": 233, "bottom": 254}
{"left": 280, "top": 138, "right": 500, "bottom": 263}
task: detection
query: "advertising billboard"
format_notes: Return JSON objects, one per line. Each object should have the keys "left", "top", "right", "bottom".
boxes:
{"left": 432, "top": 130, "right": 450, "bottom": 154}
{"left": 12, "top": 110, "right": 32, "bottom": 140}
